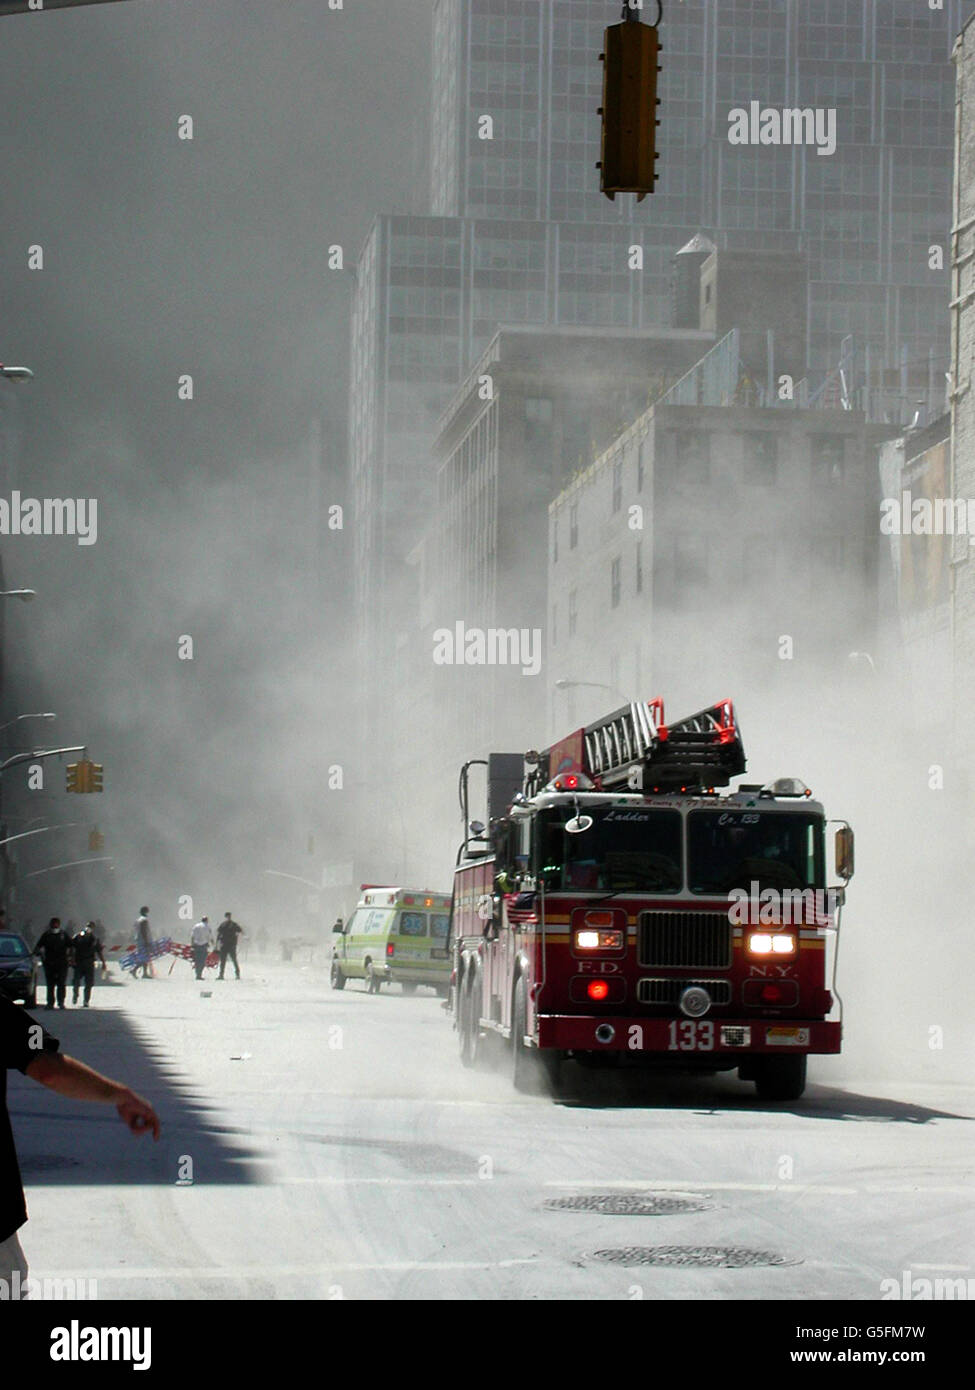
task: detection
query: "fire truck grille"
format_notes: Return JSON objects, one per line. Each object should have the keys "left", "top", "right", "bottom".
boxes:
{"left": 638, "top": 913, "right": 732, "bottom": 969}
{"left": 637, "top": 978, "right": 732, "bottom": 1006}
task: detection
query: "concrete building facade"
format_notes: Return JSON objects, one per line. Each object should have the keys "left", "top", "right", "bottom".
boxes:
{"left": 547, "top": 394, "right": 894, "bottom": 740}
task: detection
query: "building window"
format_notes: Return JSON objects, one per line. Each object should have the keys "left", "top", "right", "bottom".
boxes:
{"left": 744, "top": 432, "right": 778, "bottom": 485}
{"left": 570, "top": 502, "right": 579, "bottom": 549}
{"left": 675, "top": 536, "right": 708, "bottom": 589}
{"left": 674, "top": 430, "right": 711, "bottom": 484}
{"left": 743, "top": 538, "right": 776, "bottom": 586}
{"left": 636, "top": 541, "right": 643, "bottom": 595}
{"left": 612, "top": 458, "right": 623, "bottom": 513}
{"left": 611, "top": 556, "right": 622, "bottom": 608}
{"left": 812, "top": 435, "right": 846, "bottom": 485}
{"left": 569, "top": 589, "right": 578, "bottom": 637}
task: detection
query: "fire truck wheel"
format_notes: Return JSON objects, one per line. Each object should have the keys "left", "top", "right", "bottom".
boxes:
{"left": 752, "top": 1055, "right": 806, "bottom": 1101}
{"left": 458, "top": 970, "right": 477, "bottom": 1067}
{"left": 329, "top": 959, "right": 346, "bottom": 991}
{"left": 512, "top": 976, "right": 559, "bottom": 1095}
{"left": 364, "top": 961, "right": 381, "bottom": 994}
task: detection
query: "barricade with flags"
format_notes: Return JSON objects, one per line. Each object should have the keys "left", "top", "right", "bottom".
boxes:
{"left": 119, "top": 938, "right": 173, "bottom": 973}
{"left": 165, "top": 941, "right": 220, "bottom": 973}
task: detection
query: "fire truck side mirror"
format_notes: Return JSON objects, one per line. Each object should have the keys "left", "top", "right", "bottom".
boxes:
{"left": 835, "top": 825, "right": 854, "bottom": 882}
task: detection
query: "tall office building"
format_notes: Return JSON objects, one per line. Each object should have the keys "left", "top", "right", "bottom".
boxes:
{"left": 348, "top": 0, "right": 974, "bottom": 841}
{"left": 429, "top": 0, "right": 972, "bottom": 373}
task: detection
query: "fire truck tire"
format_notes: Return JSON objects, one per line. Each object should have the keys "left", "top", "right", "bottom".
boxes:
{"left": 364, "top": 961, "right": 381, "bottom": 994}
{"left": 752, "top": 1055, "right": 806, "bottom": 1101}
{"left": 512, "top": 976, "right": 559, "bottom": 1095}
{"left": 458, "top": 970, "right": 479, "bottom": 1067}
{"left": 329, "top": 959, "right": 346, "bottom": 991}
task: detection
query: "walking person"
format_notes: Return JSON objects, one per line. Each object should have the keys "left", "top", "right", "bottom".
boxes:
{"left": 190, "top": 916, "right": 211, "bottom": 980}
{"left": 70, "top": 923, "right": 106, "bottom": 1008}
{"left": 217, "top": 912, "right": 243, "bottom": 980}
{"left": 0, "top": 993, "right": 159, "bottom": 1296}
{"left": 33, "top": 919, "right": 70, "bottom": 1011}
{"left": 134, "top": 907, "right": 153, "bottom": 980}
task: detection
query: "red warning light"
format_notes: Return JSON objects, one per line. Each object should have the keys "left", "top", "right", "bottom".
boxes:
{"left": 587, "top": 980, "right": 610, "bottom": 1001}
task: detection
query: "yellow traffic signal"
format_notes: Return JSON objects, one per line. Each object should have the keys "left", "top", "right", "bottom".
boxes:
{"left": 66, "top": 758, "right": 103, "bottom": 793}
{"left": 597, "top": 12, "right": 661, "bottom": 200}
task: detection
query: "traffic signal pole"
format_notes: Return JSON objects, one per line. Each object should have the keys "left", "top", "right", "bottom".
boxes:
{"left": 0, "top": 745, "right": 87, "bottom": 912}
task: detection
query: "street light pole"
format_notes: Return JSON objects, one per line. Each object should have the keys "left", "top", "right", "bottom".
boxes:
{"left": 0, "top": 712, "right": 56, "bottom": 741}
{"left": 0, "top": 746, "right": 87, "bottom": 911}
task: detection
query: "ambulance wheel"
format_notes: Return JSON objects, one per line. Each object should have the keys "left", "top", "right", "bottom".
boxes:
{"left": 401, "top": 982, "right": 418, "bottom": 995}
{"left": 512, "top": 976, "right": 559, "bottom": 1095}
{"left": 329, "top": 960, "right": 346, "bottom": 991}
{"left": 364, "top": 961, "right": 381, "bottom": 995}
{"left": 753, "top": 1055, "right": 806, "bottom": 1101}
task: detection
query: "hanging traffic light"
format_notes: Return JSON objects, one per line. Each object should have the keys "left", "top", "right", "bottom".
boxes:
{"left": 66, "top": 758, "right": 103, "bottom": 793}
{"left": 597, "top": 5, "right": 661, "bottom": 200}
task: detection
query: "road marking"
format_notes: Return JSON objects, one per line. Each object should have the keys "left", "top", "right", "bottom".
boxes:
{"left": 544, "top": 1179, "right": 858, "bottom": 1194}
{"left": 283, "top": 1177, "right": 482, "bottom": 1185}
{"left": 32, "top": 1259, "right": 547, "bottom": 1281}
{"left": 909, "top": 1263, "right": 973, "bottom": 1271}
{"left": 544, "top": 1179, "right": 974, "bottom": 1196}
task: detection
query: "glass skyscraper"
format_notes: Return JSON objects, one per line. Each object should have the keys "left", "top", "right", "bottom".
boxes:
{"left": 349, "top": 0, "right": 974, "bottom": 756}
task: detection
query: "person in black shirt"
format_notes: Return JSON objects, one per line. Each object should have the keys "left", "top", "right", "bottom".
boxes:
{"left": 70, "top": 924, "right": 106, "bottom": 1007}
{"left": 0, "top": 995, "right": 159, "bottom": 1294}
{"left": 33, "top": 918, "right": 70, "bottom": 1011}
{"left": 217, "top": 912, "right": 243, "bottom": 980}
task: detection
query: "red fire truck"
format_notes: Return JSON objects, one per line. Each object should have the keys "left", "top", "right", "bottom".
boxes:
{"left": 450, "top": 698, "right": 853, "bottom": 1101}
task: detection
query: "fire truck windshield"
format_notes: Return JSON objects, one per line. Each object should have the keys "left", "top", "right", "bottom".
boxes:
{"left": 537, "top": 807, "right": 682, "bottom": 893}
{"left": 687, "top": 810, "right": 824, "bottom": 895}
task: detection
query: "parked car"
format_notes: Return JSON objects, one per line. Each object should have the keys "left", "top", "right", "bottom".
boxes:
{"left": 0, "top": 932, "right": 38, "bottom": 1006}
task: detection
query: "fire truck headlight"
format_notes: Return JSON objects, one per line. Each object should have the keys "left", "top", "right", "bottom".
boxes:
{"left": 574, "top": 929, "right": 623, "bottom": 950}
{"left": 747, "top": 932, "right": 796, "bottom": 957}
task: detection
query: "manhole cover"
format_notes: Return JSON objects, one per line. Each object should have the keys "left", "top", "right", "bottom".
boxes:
{"left": 18, "top": 1155, "right": 82, "bottom": 1172}
{"left": 590, "top": 1245, "right": 798, "bottom": 1268}
{"left": 544, "top": 1193, "right": 710, "bottom": 1216}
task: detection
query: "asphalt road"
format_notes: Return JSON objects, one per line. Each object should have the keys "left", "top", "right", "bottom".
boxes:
{"left": 8, "top": 957, "right": 974, "bottom": 1300}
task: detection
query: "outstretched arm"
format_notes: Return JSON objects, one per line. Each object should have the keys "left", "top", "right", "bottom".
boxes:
{"left": 25, "top": 1052, "right": 160, "bottom": 1139}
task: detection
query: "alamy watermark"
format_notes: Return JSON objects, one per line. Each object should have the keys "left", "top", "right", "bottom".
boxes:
{"left": 0, "top": 1271, "right": 98, "bottom": 1301}
{"left": 881, "top": 1269, "right": 975, "bottom": 1300}
{"left": 0, "top": 491, "right": 97, "bottom": 545}
{"left": 433, "top": 622, "right": 541, "bottom": 676}
{"left": 727, "top": 102, "right": 836, "bottom": 157}
{"left": 728, "top": 883, "right": 839, "bottom": 925}
{"left": 880, "top": 491, "right": 975, "bottom": 542}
